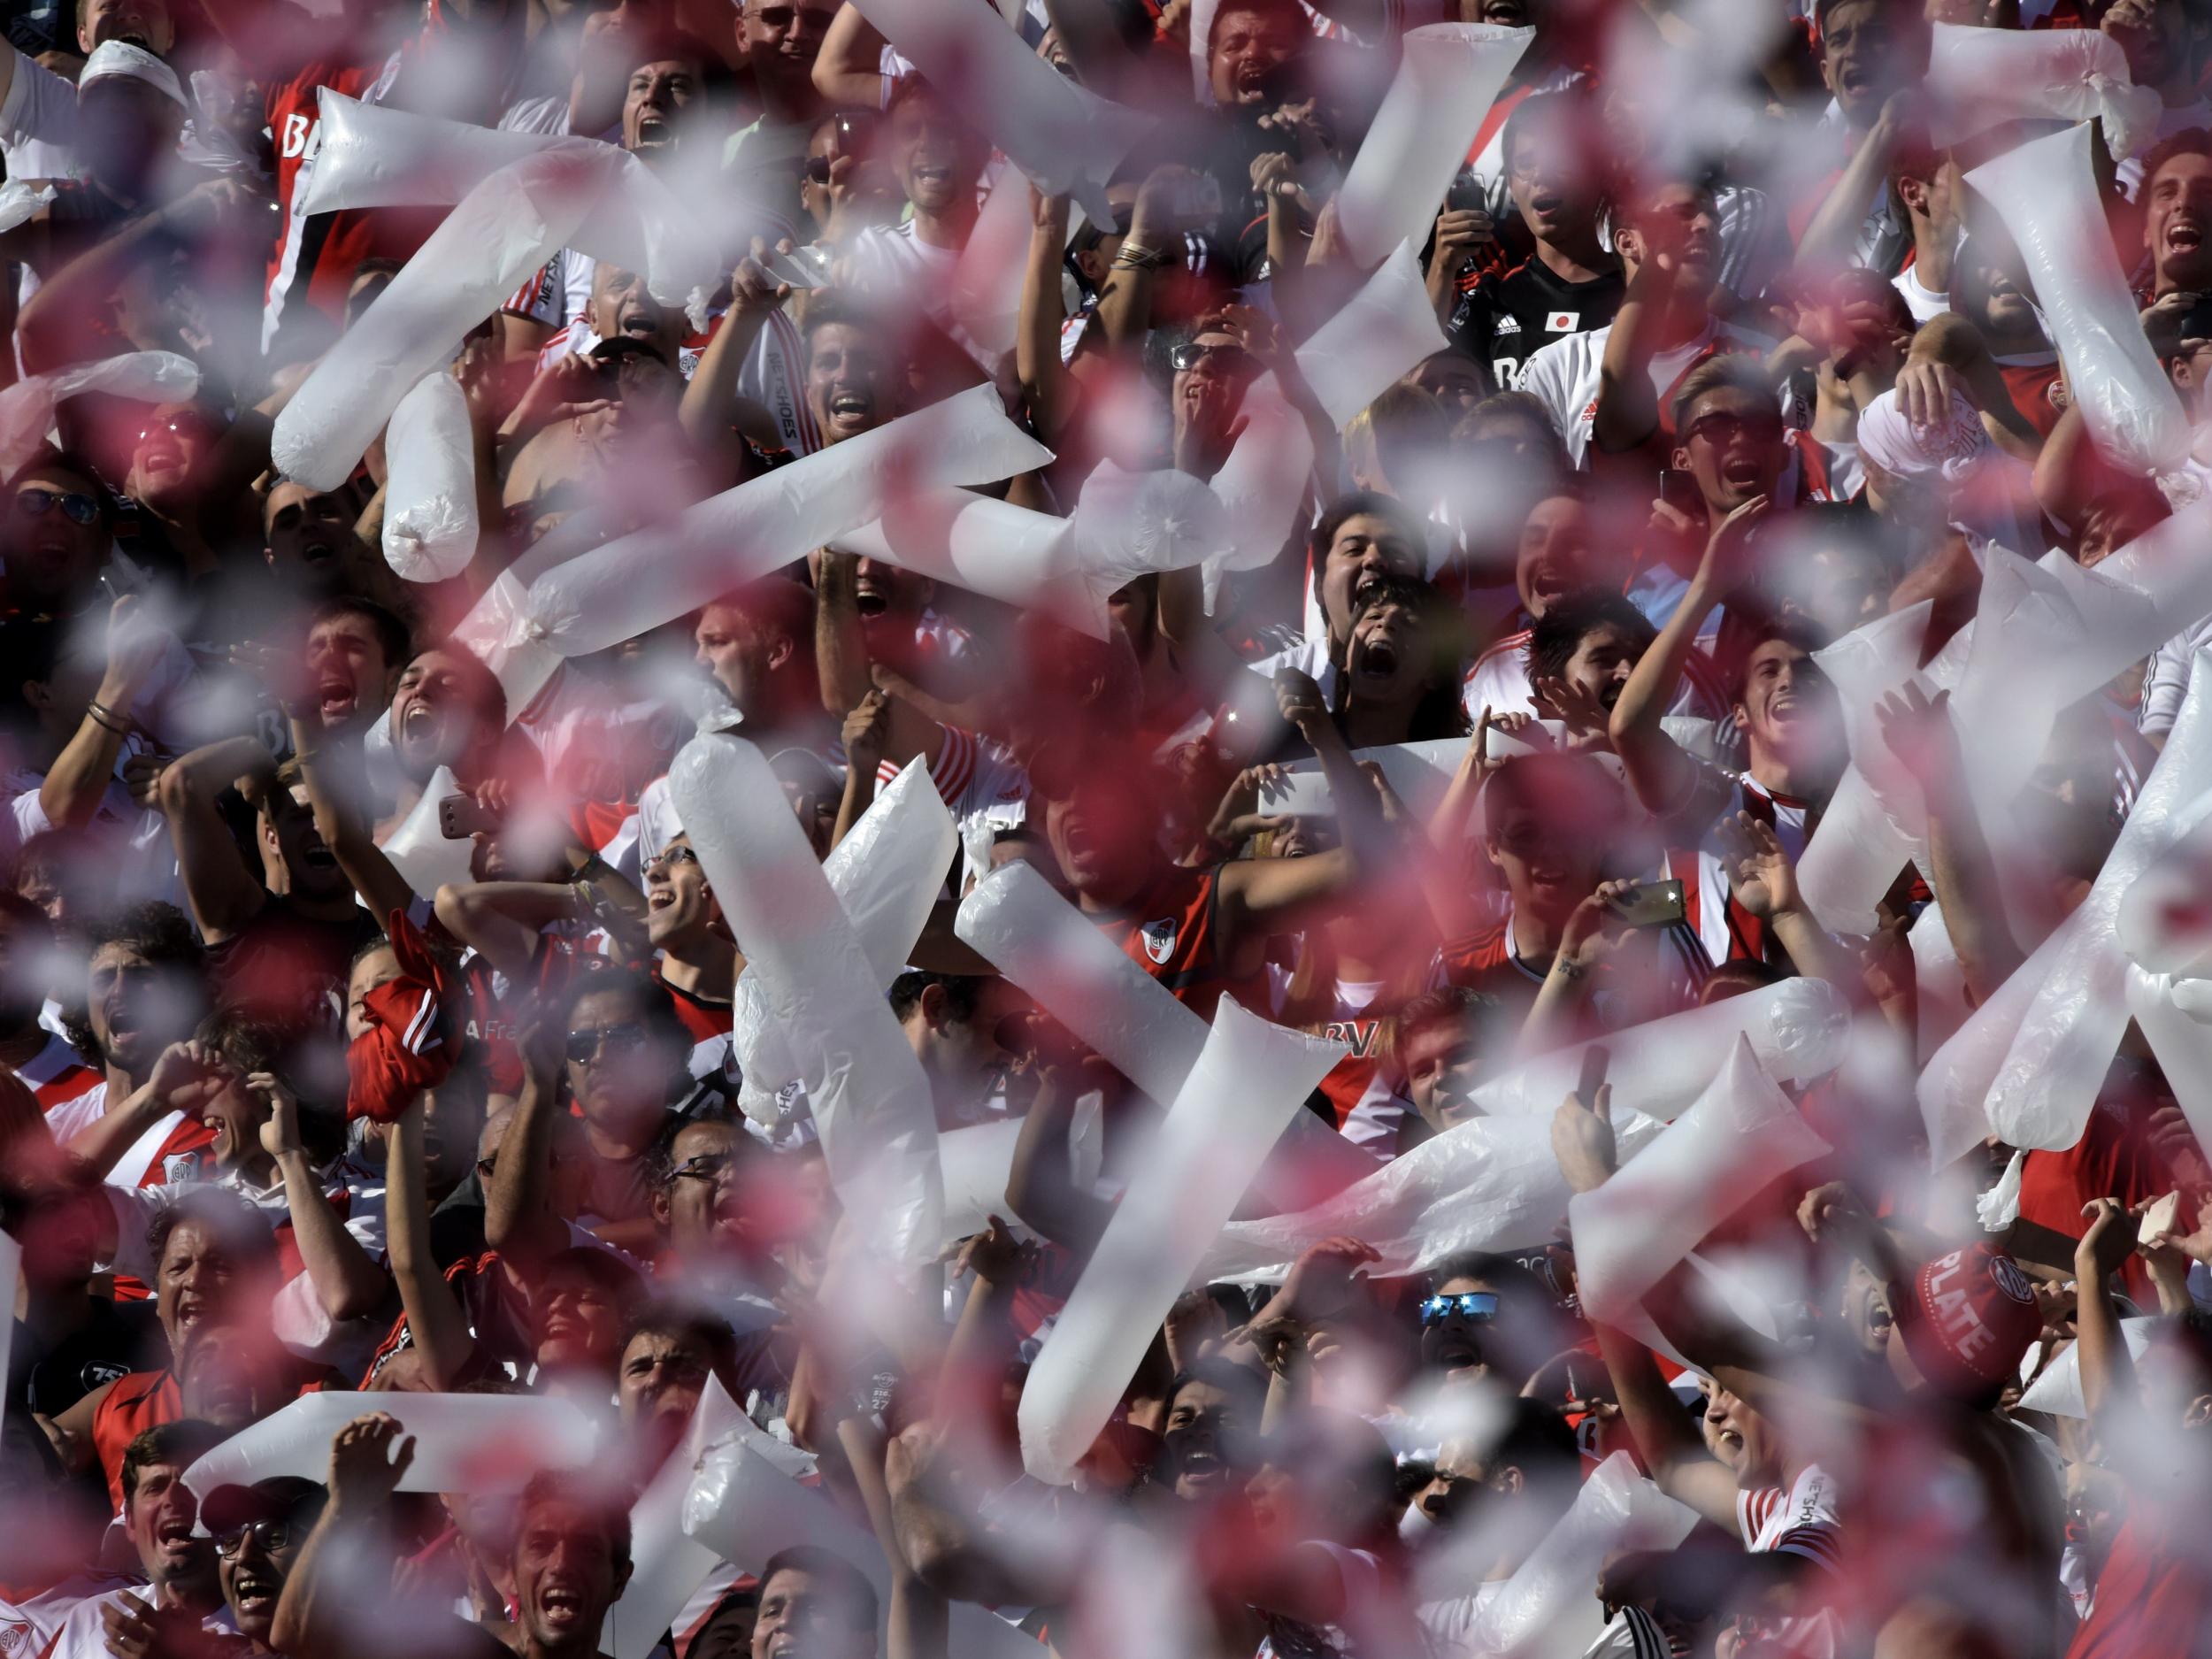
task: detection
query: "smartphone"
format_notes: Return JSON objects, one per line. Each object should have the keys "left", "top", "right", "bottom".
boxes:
{"left": 1576, "top": 1043, "right": 1610, "bottom": 1103}
{"left": 438, "top": 793, "right": 500, "bottom": 841}
{"left": 1658, "top": 468, "right": 1701, "bottom": 518}
{"left": 1606, "top": 879, "right": 1686, "bottom": 929}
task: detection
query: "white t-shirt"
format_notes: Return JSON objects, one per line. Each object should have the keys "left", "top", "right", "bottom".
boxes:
{"left": 1893, "top": 265, "right": 1950, "bottom": 326}
{"left": 1516, "top": 318, "right": 1759, "bottom": 471}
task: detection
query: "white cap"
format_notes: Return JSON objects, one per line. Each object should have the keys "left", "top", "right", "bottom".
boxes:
{"left": 77, "top": 41, "right": 188, "bottom": 113}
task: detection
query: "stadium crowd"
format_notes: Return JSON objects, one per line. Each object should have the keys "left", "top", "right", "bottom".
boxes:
{"left": 2, "top": 0, "right": 2212, "bottom": 1655}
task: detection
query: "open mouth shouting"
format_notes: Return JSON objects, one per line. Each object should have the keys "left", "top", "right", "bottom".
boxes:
{"left": 536, "top": 1581, "right": 590, "bottom": 1634}
{"left": 634, "top": 111, "right": 673, "bottom": 151}
{"left": 2166, "top": 215, "right": 2204, "bottom": 264}
{"left": 616, "top": 301, "right": 663, "bottom": 342}
{"left": 825, "top": 388, "right": 875, "bottom": 439}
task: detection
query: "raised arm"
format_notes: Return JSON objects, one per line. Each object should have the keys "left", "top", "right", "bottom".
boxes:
{"left": 1003, "top": 1050, "right": 1115, "bottom": 1256}
{"left": 1015, "top": 188, "right": 1073, "bottom": 444}
{"left": 256, "top": 1073, "right": 387, "bottom": 1322}
{"left": 812, "top": 2, "right": 891, "bottom": 108}
{"left": 154, "top": 736, "right": 277, "bottom": 944}
{"left": 2072, "top": 1199, "right": 2146, "bottom": 1439}
{"left": 432, "top": 882, "right": 572, "bottom": 982}
{"left": 482, "top": 1028, "right": 570, "bottom": 1265}
{"left": 286, "top": 706, "right": 419, "bottom": 929}
{"left": 384, "top": 1096, "right": 480, "bottom": 1389}
{"left": 38, "top": 596, "right": 166, "bottom": 833}
{"left": 1608, "top": 499, "right": 1764, "bottom": 817}
{"left": 678, "top": 244, "right": 792, "bottom": 475}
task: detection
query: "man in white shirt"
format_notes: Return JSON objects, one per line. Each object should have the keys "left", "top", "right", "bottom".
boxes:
{"left": 38, "top": 1418, "right": 226, "bottom": 1659}
{"left": 1516, "top": 177, "right": 1755, "bottom": 471}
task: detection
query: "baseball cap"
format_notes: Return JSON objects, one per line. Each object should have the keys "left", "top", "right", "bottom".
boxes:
{"left": 1892, "top": 1242, "right": 2041, "bottom": 1406}
{"left": 198, "top": 1476, "right": 327, "bottom": 1539}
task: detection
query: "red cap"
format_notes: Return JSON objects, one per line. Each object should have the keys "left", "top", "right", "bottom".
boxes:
{"left": 1894, "top": 1242, "right": 2040, "bottom": 1404}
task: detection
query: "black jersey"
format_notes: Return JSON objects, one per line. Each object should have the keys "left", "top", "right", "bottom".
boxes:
{"left": 1448, "top": 257, "right": 1626, "bottom": 392}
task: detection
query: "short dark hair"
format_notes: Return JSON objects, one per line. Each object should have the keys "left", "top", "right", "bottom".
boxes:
{"left": 405, "top": 645, "right": 507, "bottom": 730}
{"left": 2145, "top": 128, "right": 2212, "bottom": 196}
{"left": 87, "top": 902, "right": 204, "bottom": 975}
{"left": 619, "top": 1302, "right": 739, "bottom": 1383}
{"left": 1501, "top": 90, "right": 1586, "bottom": 171}
{"left": 887, "top": 971, "right": 985, "bottom": 1026}
{"left": 1526, "top": 589, "right": 1655, "bottom": 685}
{"left": 1479, "top": 1396, "right": 1581, "bottom": 1485}
{"left": 702, "top": 576, "right": 815, "bottom": 655}
{"left": 1812, "top": 0, "right": 1928, "bottom": 35}
{"left": 0, "top": 888, "right": 45, "bottom": 933}
{"left": 802, "top": 291, "right": 889, "bottom": 351}
{"left": 539, "top": 1243, "right": 647, "bottom": 1304}
{"left": 1483, "top": 751, "right": 1618, "bottom": 829}
{"left": 1307, "top": 490, "right": 1427, "bottom": 566}
{"left": 121, "top": 1420, "right": 226, "bottom": 1506}
{"left": 1715, "top": 609, "right": 1829, "bottom": 706}
{"left": 1394, "top": 985, "right": 1499, "bottom": 1054}
{"left": 757, "top": 1546, "right": 879, "bottom": 1631}
{"left": 517, "top": 1472, "right": 634, "bottom": 1576}
{"left": 309, "top": 595, "right": 410, "bottom": 674}
{"left": 191, "top": 1009, "right": 289, "bottom": 1078}
{"left": 146, "top": 1187, "right": 278, "bottom": 1282}
{"left": 1164, "top": 1358, "right": 1269, "bottom": 1422}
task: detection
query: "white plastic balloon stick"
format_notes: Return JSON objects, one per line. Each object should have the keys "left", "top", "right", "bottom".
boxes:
{"left": 520, "top": 384, "right": 1051, "bottom": 660}
{"left": 298, "top": 89, "right": 560, "bottom": 218}
{"left": 2125, "top": 966, "right": 2212, "bottom": 1171}
{"left": 953, "top": 861, "right": 1379, "bottom": 1201}
{"left": 948, "top": 166, "right": 1034, "bottom": 364}
{"left": 1205, "top": 373, "right": 1318, "bottom": 580}
{"left": 1925, "top": 22, "right": 2160, "bottom": 157}
{"left": 728, "top": 759, "right": 957, "bottom": 1126}
{"left": 1293, "top": 241, "right": 1449, "bottom": 430}
{"left": 180, "top": 1393, "right": 601, "bottom": 1507}
{"left": 1966, "top": 125, "right": 2190, "bottom": 481}
{"left": 381, "top": 372, "right": 480, "bottom": 583}
{"left": 0, "top": 1227, "right": 16, "bottom": 1451}
{"left": 1797, "top": 602, "right": 1930, "bottom": 935}
{"left": 680, "top": 1378, "right": 1038, "bottom": 1659}
{"left": 1200, "top": 1110, "right": 1662, "bottom": 1284}
{"left": 380, "top": 765, "right": 477, "bottom": 902}
{"left": 297, "top": 91, "right": 721, "bottom": 320}
{"left": 1459, "top": 1454, "right": 1701, "bottom": 1658}
{"left": 1978, "top": 647, "right": 2212, "bottom": 1150}
{"left": 670, "top": 733, "right": 944, "bottom": 1265}
{"left": 1333, "top": 24, "right": 1534, "bottom": 267}
{"left": 1909, "top": 902, "right": 1974, "bottom": 1067}
{"left": 845, "top": 0, "right": 1145, "bottom": 218}
{"left": 2116, "top": 808, "right": 2212, "bottom": 974}
{"left": 835, "top": 487, "right": 1109, "bottom": 639}
{"left": 273, "top": 150, "right": 618, "bottom": 491}
{"left": 1018, "top": 999, "right": 1345, "bottom": 1485}
{"left": 1569, "top": 1037, "right": 1831, "bottom": 1326}
{"left": 602, "top": 1379, "right": 749, "bottom": 1659}
{"left": 1470, "top": 978, "right": 1852, "bottom": 1122}
{"left": 0, "top": 350, "right": 199, "bottom": 479}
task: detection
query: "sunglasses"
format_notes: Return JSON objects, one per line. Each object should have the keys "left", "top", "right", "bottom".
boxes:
{"left": 671, "top": 1150, "right": 739, "bottom": 1184}
{"left": 565, "top": 1021, "right": 649, "bottom": 1064}
{"left": 1418, "top": 1291, "right": 1501, "bottom": 1328}
{"left": 17, "top": 488, "right": 99, "bottom": 526}
{"left": 214, "top": 1518, "right": 294, "bottom": 1558}
{"left": 1682, "top": 411, "right": 1785, "bottom": 448}
{"left": 1170, "top": 342, "right": 1256, "bottom": 376}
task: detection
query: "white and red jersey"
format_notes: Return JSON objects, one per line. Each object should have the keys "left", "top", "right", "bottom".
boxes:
{"left": 42, "top": 1588, "right": 233, "bottom": 1659}
{"left": 0, "top": 1569, "right": 143, "bottom": 1656}
{"left": 12, "top": 1031, "right": 101, "bottom": 1116}
{"left": 1516, "top": 317, "right": 1765, "bottom": 472}
{"left": 1737, "top": 1463, "right": 1844, "bottom": 1571}
{"left": 1658, "top": 772, "right": 1821, "bottom": 995}
{"left": 1265, "top": 965, "right": 1410, "bottom": 1154}
{"left": 43, "top": 1082, "right": 221, "bottom": 1200}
